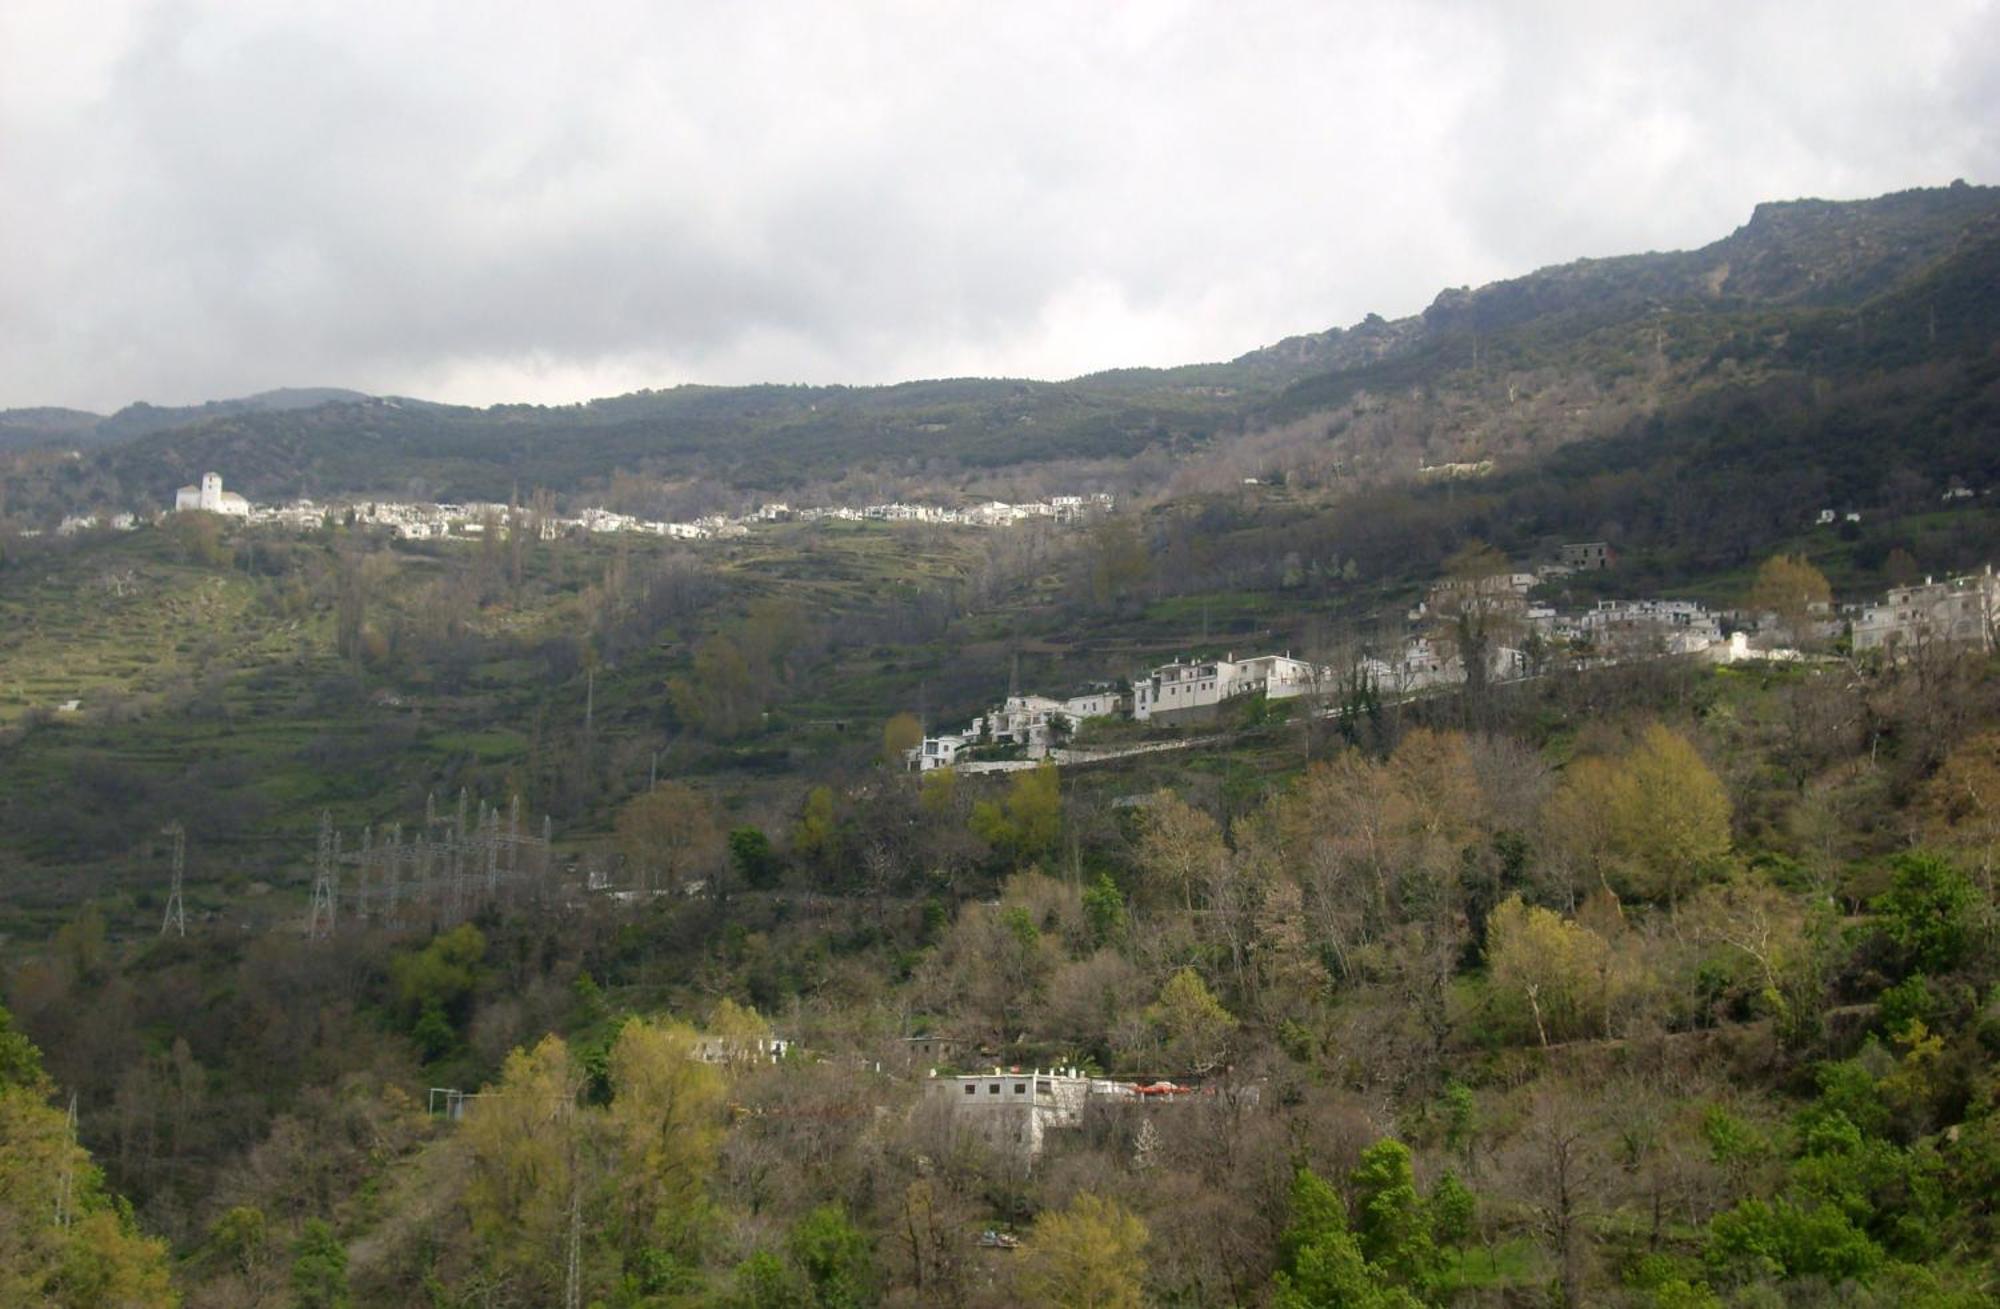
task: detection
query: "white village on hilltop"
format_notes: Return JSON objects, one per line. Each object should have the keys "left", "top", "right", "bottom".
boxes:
{"left": 101, "top": 471, "right": 1115, "bottom": 543}
{"left": 908, "top": 559, "right": 2000, "bottom": 773}
{"left": 37, "top": 472, "right": 2000, "bottom": 755}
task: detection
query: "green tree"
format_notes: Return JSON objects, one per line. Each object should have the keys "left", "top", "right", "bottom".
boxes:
{"left": 969, "top": 763, "right": 1062, "bottom": 865}
{"left": 1019, "top": 1192, "right": 1148, "bottom": 1309}
{"left": 918, "top": 768, "right": 959, "bottom": 818}
{"left": 1706, "top": 1197, "right": 1883, "bottom": 1282}
{"left": 1486, "top": 894, "right": 1613, "bottom": 1045}
{"left": 729, "top": 1250, "right": 808, "bottom": 1308}
{"left": 389, "top": 923, "right": 486, "bottom": 1027}
{"left": 289, "top": 1218, "right": 350, "bottom": 1309}
{"left": 1440, "top": 1080, "right": 1477, "bottom": 1169}
{"left": 794, "top": 787, "right": 839, "bottom": 865}
{"left": 728, "top": 826, "right": 782, "bottom": 889}
{"left": 0, "top": 1003, "right": 45, "bottom": 1090}
{"left": 1350, "top": 1140, "right": 1441, "bottom": 1294}
{"left": 207, "top": 1204, "right": 269, "bottom": 1279}
{"left": 1614, "top": 724, "right": 1733, "bottom": 903}
{"left": 459, "top": 1034, "right": 582, "bottom": 1291}
{"left": 669, "top": 634, "right": 760, "bottom": 739}
{"left": 1545, "top": 725, "right": 1732, "bottom": 905}
{"left": 1430, "top": 1172, "right": 1476, "bottom": 1250}
{"left": 1271, "top": 1167, "right": 1420, "bottom": 1309}
{"left": 1873, "top": 851, "right": 1974, "bottom": 974}
{"left": 708, "top": 998, "right": 772, "bottom": 1042}
{"left": 0, "top": 1003, "right": 174, "bottom": 1307}
{"left": 1082, "top": 873, "right": 1127, "bottom": 947}
{"left": 790, "top": 1204, "right": 873, "bottom": 1309}
{"left": 604, "top": 1018, "right": 725, "bottom": 1258}
{"left": 1151, "top": 967, "right": 1236, "bottom": 1074}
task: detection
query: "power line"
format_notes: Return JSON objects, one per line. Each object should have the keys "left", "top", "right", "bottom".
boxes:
{"left": 160, "top": 823, "right": 186, "bottom": 938}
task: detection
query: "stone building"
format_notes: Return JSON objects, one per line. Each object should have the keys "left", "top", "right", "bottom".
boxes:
{"left": 925, "top": 1067, "right": 1094, "bottom": 1160}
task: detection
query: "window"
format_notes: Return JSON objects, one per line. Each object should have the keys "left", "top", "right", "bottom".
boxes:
{"left": 963, "top": 1084, "right": 975, "bottom": 1095}
{"left": 1037, "top": 1080, "right": 1052, "bottom": 1094}
{"left": 1014, "top": 1083, "right": 1026, "bottom": 1094}
{"left": 989, "top": 1083, "right": 1000, "bottom": 1095}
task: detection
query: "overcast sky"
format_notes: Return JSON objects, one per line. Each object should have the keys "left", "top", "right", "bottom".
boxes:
{"left": 3, "top": 1, "right": 1996, "bottom": 413}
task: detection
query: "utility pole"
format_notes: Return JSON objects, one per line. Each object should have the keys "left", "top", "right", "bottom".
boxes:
{"left": 484, "top": 805, "right": 500, "bottom": 895}
{"left": 386, "top": 824, "right": 402, "bottom": 917}
{"left": 564, "top": 1158, "right": 583, "bottom": 1309}
{"left": 454, "top": 789, "right": 470, "bottom": 919}
{"left": 308, "top": 811, "right": 337, "bottom": 940}
{"left": 161, "top": 822, "right": 186, "bottom": 938}
{"left": 542, "top": 814, "right": 554, "bottom": 901}
{"left": 509, "top": 795, "right": 521, "bottom": 889}
{"left": 357, "top": 825, "right": 373, "bottom": 918}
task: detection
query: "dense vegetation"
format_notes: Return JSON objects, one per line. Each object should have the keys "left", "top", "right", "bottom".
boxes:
{"left": 4, "top": 181, "right": 2000, "bottom": 1306}
{"left": 6, "top": 497, "right": 2000, "bottom": 1305}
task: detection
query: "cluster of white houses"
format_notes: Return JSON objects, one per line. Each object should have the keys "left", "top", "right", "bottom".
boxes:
{"left": 906, "top": 565, "right": 2000, "bottom": 771}
{"left": 160, "top": 473, "right": 1113, "bottom": 542}
{"left": 101, "top": 477, "right": 2000, "bottom": 673}
{"left": 1851, "top": 567, "right": 1999, "bottom": 654}
{"left": 912, "top": 690, "right": 1126, "bottom": 770}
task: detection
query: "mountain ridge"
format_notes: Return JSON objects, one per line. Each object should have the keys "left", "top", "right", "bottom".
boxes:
{"left": 2, "top": 182, "right": 1995, "bottom": 516}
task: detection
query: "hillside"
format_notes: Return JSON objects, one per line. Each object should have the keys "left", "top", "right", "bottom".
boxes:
{"left": 3, "top": 182, "right": 1995, "bottom": 522}
{"left": 5, "top": 180, "right": 2000, "bottom": 1308}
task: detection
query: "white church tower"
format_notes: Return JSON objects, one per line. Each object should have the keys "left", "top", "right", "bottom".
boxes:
{"left": 174, "top": 471, "right": 251, "bottom": 517}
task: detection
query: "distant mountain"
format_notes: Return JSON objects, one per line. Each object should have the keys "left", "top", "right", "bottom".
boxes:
{"left": 4, "top": 183, "right": 1996, "bottom": 518}
{"left": 0, "top": 407, "right": 104, "bottom": 451}
{"left": 0, "top": 387, "right": 372, "bottom": 454}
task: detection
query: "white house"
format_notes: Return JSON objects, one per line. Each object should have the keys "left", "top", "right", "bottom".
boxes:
{"left": 692, "top": 1035, "right": 793, "bottom": 1066}
{"left": 988, "top": 695, "right": 1067, "bottom": 748}
{"left": 1060, "top": 689, "right": 1124, "bottom": 720}
{"left": 1132, "top": 657, "right": 1246, "bottom": 721}
{"left": 1132, "top": 652, "right": 1333, "bottom": 721}
{"left": 174, "top": 472, "right": 250, "bottom": 517}
{"left": 910, "top": 732, "right": 973, "bottom": 771}
{"left": 1852, "top": 567, "right": 1999, "bottom": 655}
{"left": 1578, "top": 599, "right": 1723, "bottom": 656}
{"left": 927, "top": 1067, "right": 1093, "bottom": 1161}
{"left": 1233, "top": 654, "right": 1322, "bottom": 700}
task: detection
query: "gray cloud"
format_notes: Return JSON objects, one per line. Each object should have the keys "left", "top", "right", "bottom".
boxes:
{"left": 2, "top": 0, "right": 1996, "bottom": 411}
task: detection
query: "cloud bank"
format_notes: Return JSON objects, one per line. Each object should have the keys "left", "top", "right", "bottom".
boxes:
{"left": 2, "top": 0, "right": 1996, "bottom": 411}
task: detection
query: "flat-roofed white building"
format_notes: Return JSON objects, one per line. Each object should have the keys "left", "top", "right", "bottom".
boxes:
{"left": 1132, "top": 657, "right": 1245, "bottom": 721}
{"left": 1853, "top": 567, "right": 1999, "bottom": 654}
{"left": 911, "top": 732, "right": 973, "bottom": 771}
{"left": 1234, "top": 654, "right": 1321, "bottom": 700}
{"left": 1579, "top": 599, "right": 1723, "bottom": 655}
{"left": 927, "top": 1067, "right": 1092, "bottom": 1160}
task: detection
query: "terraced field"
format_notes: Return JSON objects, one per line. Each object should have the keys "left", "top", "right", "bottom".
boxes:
{"left": 0, "top": 529, "right": 319, "bottom": 724}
